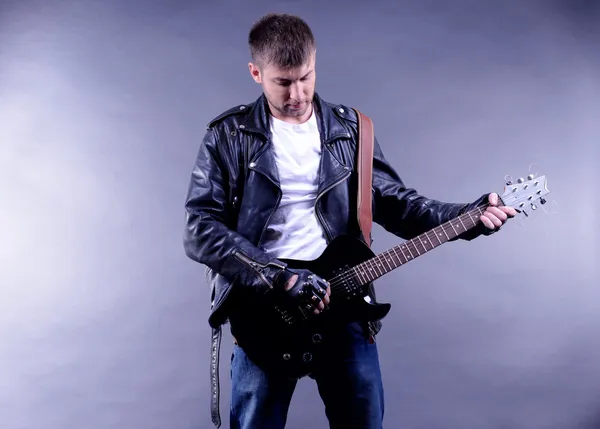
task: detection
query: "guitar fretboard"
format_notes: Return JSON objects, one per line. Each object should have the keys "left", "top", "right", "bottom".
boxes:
{"left": 351, "top": 204, "right": 494, "bottom": 284}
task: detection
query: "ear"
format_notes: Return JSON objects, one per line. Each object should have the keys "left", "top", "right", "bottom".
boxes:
{"left": 248, "top": 62, "right": 262, "bottom": 84}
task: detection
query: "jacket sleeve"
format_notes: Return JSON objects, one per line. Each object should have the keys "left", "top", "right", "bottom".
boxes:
{"left": 371, "top": 137, "right": 494, "bottom": 241}
{"left": 183, "top": 127, "right": 289, "bottom": 294}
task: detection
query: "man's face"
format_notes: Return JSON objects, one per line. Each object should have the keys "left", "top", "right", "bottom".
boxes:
{"left": 248, "top": 50, "right": 316, "bottom": 123}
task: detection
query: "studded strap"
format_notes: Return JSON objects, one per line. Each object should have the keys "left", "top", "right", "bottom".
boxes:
{"left": 210, "top": 326, "right": 222, "bottom": 427}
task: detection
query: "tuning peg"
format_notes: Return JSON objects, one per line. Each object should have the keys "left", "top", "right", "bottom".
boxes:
{"left": 527, "top": 174, "right": 535, "bottom": 180}
{"left": 517, "top": 177, "right": 525, "bottom": 183}
{"left": 540, "top": 198, "right": 546, "bottom": 205}
{"left": 515, "top": 208, "right": 528, "bottom": 217}
{"left": 531, "top": 203, "right": 537, "bottom": 210}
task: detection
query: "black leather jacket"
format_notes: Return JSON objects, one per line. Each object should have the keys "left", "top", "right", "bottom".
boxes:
{"left": 183, "top": 92, "right": 491, "bottom": 331}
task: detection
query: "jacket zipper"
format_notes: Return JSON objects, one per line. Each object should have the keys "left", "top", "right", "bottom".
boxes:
{"left": 233, "top": 250, "right": 286, "bottom": 289}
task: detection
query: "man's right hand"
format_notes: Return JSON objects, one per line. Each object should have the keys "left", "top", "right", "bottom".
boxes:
{"left": 275, "top": 268, "right": 331, "bottom": 316}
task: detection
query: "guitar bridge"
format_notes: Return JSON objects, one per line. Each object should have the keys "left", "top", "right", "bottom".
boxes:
{"left": 274, "top": 305, "right": 298, "bottom": 325}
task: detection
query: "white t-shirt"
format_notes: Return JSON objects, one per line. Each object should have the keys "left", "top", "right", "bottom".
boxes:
{"left": 260, "top": 109, "right": 328, "bottom": 261}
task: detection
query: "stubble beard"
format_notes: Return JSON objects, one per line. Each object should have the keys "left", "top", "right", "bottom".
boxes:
{"left": 273, "top": 99, "right": 313, "bottom": 119}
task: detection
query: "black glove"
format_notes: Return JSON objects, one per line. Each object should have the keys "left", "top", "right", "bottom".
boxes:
{"left": 273, "top": 268, "right": 330, "bottom": 318}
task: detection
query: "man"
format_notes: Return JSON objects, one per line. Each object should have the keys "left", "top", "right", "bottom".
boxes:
{"left": 183, "top": 13, "right": 516, "bottom": 429}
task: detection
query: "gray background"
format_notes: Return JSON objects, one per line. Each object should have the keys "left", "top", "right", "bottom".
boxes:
{"left": 1, "top": 0, "right": 598, "bottom": 428}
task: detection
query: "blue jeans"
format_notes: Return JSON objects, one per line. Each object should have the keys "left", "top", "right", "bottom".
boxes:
{"left": 230, "top": 321, "right": 385, "bottom": 429}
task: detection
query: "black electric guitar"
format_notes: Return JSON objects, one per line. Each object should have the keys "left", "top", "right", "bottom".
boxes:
{"left": 232, "top": 173, "right": 550, "bottom": 378}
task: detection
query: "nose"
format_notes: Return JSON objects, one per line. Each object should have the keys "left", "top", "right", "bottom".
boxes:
{"left": 289, "top": 82, "right": 302, "bottom": 102}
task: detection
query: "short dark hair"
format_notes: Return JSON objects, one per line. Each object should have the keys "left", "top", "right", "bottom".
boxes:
{"left": 248, "top": 13, "right": 316, "bottom": 69}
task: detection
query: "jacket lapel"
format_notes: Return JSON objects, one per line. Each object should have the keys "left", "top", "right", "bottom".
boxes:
{"left": 249, "top": 140, "right": 280, "bottom": 189}
{"left": 317, "top": 142, "right": 352, "bottom": 197}
{"left": 313, "top": 96, "right": 353, "bottom": 196}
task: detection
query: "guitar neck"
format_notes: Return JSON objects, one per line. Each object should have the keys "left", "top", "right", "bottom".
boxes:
{"left": 351, "top": 202, "right": 498, "bottom": 284}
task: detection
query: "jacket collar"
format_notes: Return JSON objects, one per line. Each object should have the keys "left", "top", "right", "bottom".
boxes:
{"left": 239, "top": 92, "right": 351, "bottom": 143}
{"left": 239, "top": 92, "right": 352, "bottom": 195}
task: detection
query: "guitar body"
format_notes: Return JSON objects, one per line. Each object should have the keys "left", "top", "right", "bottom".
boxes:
{"left": 280, "top": 234, "right": 393, "bottom": 323}
{"left": 228, "top": 234, "right": 391, "bottom": 378}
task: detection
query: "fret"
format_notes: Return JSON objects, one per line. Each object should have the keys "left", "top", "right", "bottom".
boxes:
{"left": 441, "top": 225, "right": 450, "bottom": 240}
{"left": 392, "top": 246, "right": 407, "bottom": 264}
{"left": 380, "top": 254, "right": 393, "bottom": 271}
{"left": 350, "top": 267, "right": 359, "bottom": 284}
{"left": 384, "top": 252, "right": 395, "bottom": 270}
{"left": 361, "top": 264, "right": 370, "bottom": 283}
{"left": 394, "top": 250, "right": 403, "bottom": 266}
{"left": 366, "top": 259, "right": 377, "bottom": 281}
{"left": 411, "top": 240, "right": 421, "bottom": 256}
{"left": 433, "top": 227, "right": 444, "bottom": 245}
{"left": 371, "top": 258, "right": 383, "bottom": 278}
{"left": 421, "top": 234, "right": 432, "bottom": 250}
{"left": 388, "top": 251, "right": 399, "bottom": 268}
{"left": 467, "top": 209, "right": 478, "bottom": 226}
{"left": 404, "top": 244, "right": 415, "bottom": 260}
{"left": 374, "top": 258, "right": 384, "bottom": 277}
{"left": 398, "top": 245, "right": 409, "bottom": 261}
{"left": 448, "top": 221, "right": 458, "bottom": 236}
{"left": 426, "top": 231, "right": 438, "bottom": 248}
{"left": 355, "top": 265, "right": 367, "bottom": 284}
{"left": 454, "top": 219, "right": 464, "bottom": 232}
{"left": 422, "top": 232, "right": 431, "bottom": 249}
{"left": 466, "top": 212, "right": 475, "bottom": 225}
{"left": 364, "top": 262, "right": 373, "bottom": 281}
{"left": 391, "top": 247, "right": 403, "bottom": 266}
{"left": 361, "top": 261, "right": 371, "bottom": 282}
{"left": 335, "top": 204, "right": 489, "bottom": 288}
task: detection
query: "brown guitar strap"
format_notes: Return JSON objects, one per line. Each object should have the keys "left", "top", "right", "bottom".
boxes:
{"left": 353, "top": 108, "right": 374, "bottom": 248}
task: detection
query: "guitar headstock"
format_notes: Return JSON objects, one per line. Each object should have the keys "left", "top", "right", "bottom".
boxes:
{"left": 500, "top": 173, "right": 550, "bottom": 217}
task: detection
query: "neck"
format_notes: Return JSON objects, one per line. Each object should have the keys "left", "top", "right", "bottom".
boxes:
{"left": 349, "top": 203, "right": 495, "bottom": 285}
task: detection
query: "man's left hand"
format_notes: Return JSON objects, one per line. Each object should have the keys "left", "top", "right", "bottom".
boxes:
{"left": 480, "top": 193, "right": 517, "bottom": 230}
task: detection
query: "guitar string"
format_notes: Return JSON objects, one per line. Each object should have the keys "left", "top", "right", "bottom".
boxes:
{"left": 325, "top": 195, "right": 534, "bottom": 297}
{"left": 283, "top": 205, "right": 504, "bottom": 319}
{"left": 324, "top": 205, "right": 490, "bottom": 295}
{"left": 288, "top": 193, "right": 540, "bottom": 314}
{"left": 310, "top": 194, "right": 528, "bottom": 295}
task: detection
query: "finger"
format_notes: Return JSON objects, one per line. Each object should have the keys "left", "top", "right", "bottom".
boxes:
{"left": 480, "top": 214, "right": 500, "bottom": 229}
{"left": 480, "top": 215, "right": 494, "bottom": 229}
{"left": 488, "top": 193, "right": 498, "bottom": 206}
{"left": 284, "top": 274, "right": 298, "bottom": 291}
{"left": 500, "top": 206, "right": 517, "bottom": 217}
{"left": 312, "top": 301, "right": 325, "bottom": 315}
{"left": 322, "top": 294, "right": 330, "bottom": 306}
{"left": 487, "top": 207, "right": 508, "bottom": 222}
{"left": 312, "top": 302, "right": 322, "bottom": 315}
{"left": 482, "top": 213, "right": 503, "bottom": 228}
